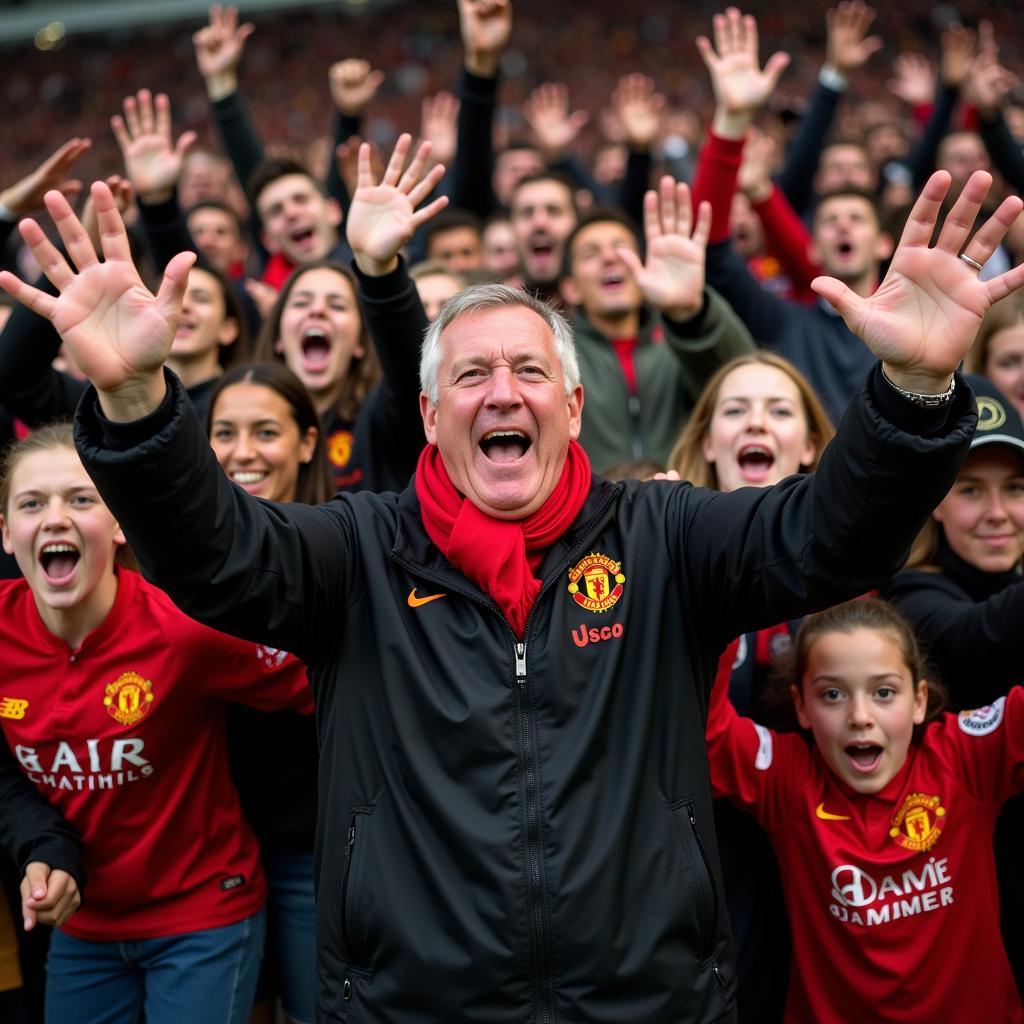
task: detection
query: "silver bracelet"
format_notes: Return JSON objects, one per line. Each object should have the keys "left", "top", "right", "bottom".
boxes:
{"left": 881, "top": 367, "right": 956, "bottom": 407}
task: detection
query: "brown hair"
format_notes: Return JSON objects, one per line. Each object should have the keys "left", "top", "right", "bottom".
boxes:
{"left": 667, "top": 352, "right": 835, "bottom": 489}
{"left": 0, "top": 422, "right": 136, "bottom": 570}
{"left": 964, "top": 292, "right": 1024, "bottom": 376}
{"left": 205, "top": 362, "right": 335, "bottom": 506}
{"left": 773, "top": 598, "right": 947, "bottom": 727}
{"left": 253, "top": 261, "right": 379, "bottom": 424}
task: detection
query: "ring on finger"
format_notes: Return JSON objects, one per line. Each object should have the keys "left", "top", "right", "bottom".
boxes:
{"left": 959, "top": 252, "right": 984, "bottom": 272}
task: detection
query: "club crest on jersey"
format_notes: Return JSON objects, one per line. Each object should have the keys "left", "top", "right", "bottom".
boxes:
{"left": 256, "top": 645, "right": 289, "bottom": 670}
{"left": 567, "top": 553, "right": 625, "bottom": 613}
{"left": 0, "top": 697, "right": 28, "bottom": 720}
{"left": 889, "top": 792, "right": 946, "bottom": 852}
{"left": 103, "top": 671, "right": 155, "bottom": 726}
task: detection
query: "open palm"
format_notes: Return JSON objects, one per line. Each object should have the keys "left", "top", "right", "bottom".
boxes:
{"left": 0, "top": 183, "right": 194, "bottom": 395}
{"left": 812, "top": 170, "right": 1024, "bottom": 387}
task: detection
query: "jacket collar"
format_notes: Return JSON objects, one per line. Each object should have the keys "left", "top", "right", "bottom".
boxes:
{"left": 391, "top": 471, "right": 621, "bottom": 595}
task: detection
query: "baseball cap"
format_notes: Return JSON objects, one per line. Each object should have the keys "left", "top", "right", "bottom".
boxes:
{"left": 965, "top": 374, "right": 1024, "bottom": 454}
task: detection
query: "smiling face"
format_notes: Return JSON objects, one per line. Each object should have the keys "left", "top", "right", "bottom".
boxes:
{"left": 701, "top": 363, "right": 817, "bottom": 492}
{"left": 793, "top": 628, "right": 927, "bottom": 794}
{"left": 932, "top": 445, "right": 1024, "bottom": 573}
{"left": 984, "top": 323, "right": 1024, "bottom": 420}
{"left": 511, "top": 180, "right": 577, "bottom": 285}
{"left": 210, "top": 382, "right": 317, "bottom": 503}
{"left": 257, "top": 173, "right": 341, "bottom": 265}
{"left": 275, "top": 267, "right": 364, "bottom": 409}
{"left": 420, "top": 306, "right": 583, "bottom": 519}
{"left": 1, "top": 446, "right": 124, "bottom": 634}
{"left": 563, "top": 221, "right": 643, "bottom": 323}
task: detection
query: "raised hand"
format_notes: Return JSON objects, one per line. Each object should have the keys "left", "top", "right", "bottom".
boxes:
{"left": 811, "top": 171, "right": 1024, "bottom": 392}
{"left": 458, "top": 0, "right": 512, "bottom": 77}
{"left": 616, "top": 176, "right": 712, "bottom": 321}
{"left": 111, "top": 90, "right": 197, "bottom": 204}
{"left": 420, "top": 91, "right": 460, "bottom": 168}
{"left": 696, "top": 8, "right": 790, "bottom": 139}
{"left": 345, "top": 134, "right": 449, "bottom": 276}
{"left": 887, "top": 53, "right": 935, "bottom": 107}
{"left": 825, "top": 1, "right": 882, "bottom": 77}
{"left": 940, "top": 22, "right": 976, "bottom": 89}
{"left": 0, "top": 182, "right": 196, "bottom": 418}
{"left": 80, "top": 174, "right": 136, "bottom": 250}
{"left": 0, "top": 137, "right": 92, "bottom": 217}
{"left": 193, "top": 4, "right": 254, "bottom": 99}
{"left": 612, "top": 74, "right": 665, "bottom": 151}
{"left": 21, "top": 862, "right": 80, "bottom": 931}
{"left": 328, "top": 58, "right": 385, "bottom": 117}
{"left": 522, "top": 83, "right": 588, "bottom": 160}
{"left": 335, "top": 135, "right": 383, "bottom": 202}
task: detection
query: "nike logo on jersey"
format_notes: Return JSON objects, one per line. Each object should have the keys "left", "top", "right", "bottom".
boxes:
{"left": 408, "top": 588, "right": 446, "bottom": 608}
{"left": 816, "top": 802, "right": 851, "bottom": 821}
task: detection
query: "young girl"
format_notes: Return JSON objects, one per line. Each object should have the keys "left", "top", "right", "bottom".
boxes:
{"left": 207, "top": 362, "right": 330, "bottom": 1024}
{"left": 0, "top": 424, "right": 312, "bottom": 1024}
{"left": 707, "top": 597, "right": 1023, "bottom": 1023}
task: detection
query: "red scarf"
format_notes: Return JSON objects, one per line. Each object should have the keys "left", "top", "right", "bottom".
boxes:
{"left": 415, "top": 441, "right": 592, "bottom": 638}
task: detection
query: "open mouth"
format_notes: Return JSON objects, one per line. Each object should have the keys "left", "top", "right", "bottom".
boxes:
{"left": 39, "top": 542, "right": 80, "bottom": 584}
{"left": 231, "top": 470, "right": 269, "bottom": 490}
{"left": 844, "top": 742, "right": 883, "bottom": 773}
{"left": 600, "top": 271, "right": 626, "bottom": 289}
{"left": 836, "top": 240, "right": 854, "bottom": 257}
{"left": 528, "top": 236, "right": 554, "bottom": 264}
{"left": 174, "top": 319, "right": 197, "bottom": 338}
{"left": 479, "top": 429, "right": 532, "bottom": 464}
{"left": 300, "top": 328, "right": 332, "bottom": 371}
{"left": 290, "top": 227, "right": 315, "bottom": 249}
{"left": 737, "top": 444, "right": 775, "bottom": 482}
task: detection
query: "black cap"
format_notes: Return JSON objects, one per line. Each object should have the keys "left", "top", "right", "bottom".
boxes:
{"left": 965, "top": 374, "right": 1024, "bottom": 454}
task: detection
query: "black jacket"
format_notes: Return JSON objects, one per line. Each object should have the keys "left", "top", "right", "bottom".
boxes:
{"left": 75, "top": 366, "right": 975, "bottom": 1023}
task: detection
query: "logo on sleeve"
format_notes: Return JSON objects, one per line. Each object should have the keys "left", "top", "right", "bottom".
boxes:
{"left": 255, "top": 645, "right": 289, "bottom": 669}
{"left": 957, "top": 697, "right": 1005, "bottom": 737}
{"left": 103, "top": 672, "right": 155, "bottom": 726}
{"left": 0, "top": 697, "right": 28, "bottom": 720}
{"left": 890, "top": 792, "right": 946, "bottom": 852}
{"left": 567, "top": 553, "right": 625, "bottom": 613}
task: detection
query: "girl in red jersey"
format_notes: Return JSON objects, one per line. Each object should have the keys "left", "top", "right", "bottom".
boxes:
{"left": 706, "top": 597, "right": 1024, "bottom": 1023}
{"left": 0, "top": 424, "right": 312, "bottom": 1024}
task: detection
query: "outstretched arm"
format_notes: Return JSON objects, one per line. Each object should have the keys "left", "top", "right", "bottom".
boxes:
{"left": 812, "top": 170, "right": 1024, "bottom": 394}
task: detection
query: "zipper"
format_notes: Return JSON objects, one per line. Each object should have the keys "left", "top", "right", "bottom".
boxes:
{"left": 686, "top": 803, "right": 720, "bottom": 963}
{"left": 627, "top": 393, "right": 643, "bottom": 460}
{"left": 390, "top": 484, "right": 620, "bottom": 1024}
{"left": 341, "top": 814, "right": 359, "bottom": 964}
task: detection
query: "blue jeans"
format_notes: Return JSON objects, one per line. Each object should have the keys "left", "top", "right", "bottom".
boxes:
{"left": 45, "top": 910, "right": 266, "bottom": 1024}
{"left": 255, "top": 852, "right": 316, "bottom": 1024}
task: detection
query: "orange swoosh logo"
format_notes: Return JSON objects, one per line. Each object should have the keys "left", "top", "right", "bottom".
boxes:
{"left": 408, "top": 588, "right": 446, "bottom": 608}
{"left": 815, "top": 802, "right": 850, "bottom": 822}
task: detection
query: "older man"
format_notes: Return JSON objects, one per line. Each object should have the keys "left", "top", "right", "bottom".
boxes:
{"left": 2, "top": 169, "right": 1020, "bottom": 1023}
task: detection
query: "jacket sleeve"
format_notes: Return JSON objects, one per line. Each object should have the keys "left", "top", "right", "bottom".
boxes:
{"left": 906, "top": 84, "right": 959, "bottom": 192}
{"left": 705, "top": 640, "right": 806, "bottom": 830}
{"left": 704, "top": 239, "right": 790, "bottom": 345}
{"left": 660, "top": 287, "right": 756, "bottom": 405}
{"left": 324, "top": 111, "right": 361, "bottom": 210}
{"left": 0, "top": 280, "right": 87, "bottom": 426}
{"left": 776, "top": 81, "right": 842, "bottom": 217}
{"left": 979, "top": 111, "right": 1024, "bottom": 193}
{"left": 451, "top": 67, "right": 499, "bottom": 218}
{"left": 750, "top": 186, "right": 821, "bottom": 301}
{"left": 351, "top": 257, "right": 429, "bottom": 489}
{"left": 669, "top": 366, "right": 977, "bottom": 649}
{"left": 883, "top": 570, "right": 1024, "bottom": 707}
{"left": 136, "top": 193, "right": 198, "bottom": 275}
{"left": 0, "top": 733, "right": 84, "bottom": 887}
{"left": 74, "top": 371, "right": 364, "bottom": 663}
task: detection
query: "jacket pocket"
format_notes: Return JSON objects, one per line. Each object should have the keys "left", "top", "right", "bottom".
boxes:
{"left": 670, "top": 798, "right": 720, "bottom": 965}
{"left": 341, "top": 805, "right": 374, "bottom": 968}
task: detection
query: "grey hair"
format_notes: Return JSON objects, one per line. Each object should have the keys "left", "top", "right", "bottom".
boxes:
{"left": 419, "top": 283, "right": 580, "bottom": 403}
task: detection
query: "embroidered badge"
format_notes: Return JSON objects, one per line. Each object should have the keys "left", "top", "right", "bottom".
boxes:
{"left": 0, "top": 697, "right": 28, "bottom": 720}
{"left": 103, "top": 672, "right": 155, "bottom": 726}
{"left": 256, "top": 645, "right": 289, "bottom": 669}
{"left": 327, "top": 430, "right": 354, "bottom": 469}
{"left": 889, "top": 792, "right": 946, "bottom": 852}
{"left": 958, "top": 697, "right": 1005, "bottom": 737}
{"left": 567, "top": 553, "right": 625, "bottom": 613}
